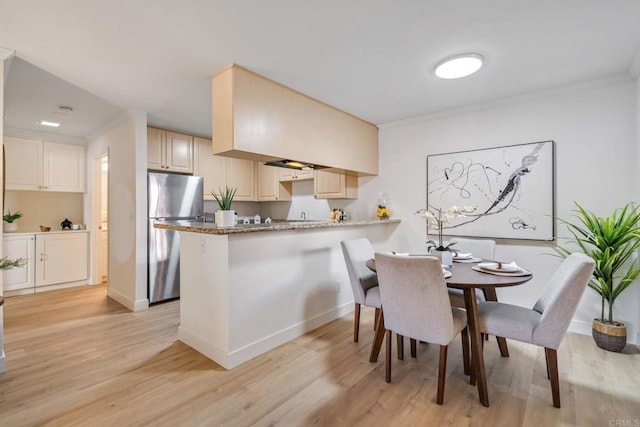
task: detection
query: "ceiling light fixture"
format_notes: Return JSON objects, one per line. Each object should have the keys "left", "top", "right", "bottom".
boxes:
{"left": 434, "top": 53, "right": 484, "bottom": 79}
{"left": 39, "top": 120, "right": 60, "bottom": 127}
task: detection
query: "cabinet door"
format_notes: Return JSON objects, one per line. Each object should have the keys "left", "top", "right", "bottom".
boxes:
{"left": 43, "top": 142, "right": 85, "bottom": 192}
{"left": 314, "top": 170, "right": 358, "bottom": 199}
{"left": 194, "top": 137, "right": 227, "bottom": 200}
{"left": 294, "top": 169, "right": 314, "bottom": 180}
{"left": 278, "top": 168, "right": 295, "bottom": 181}
{"left": 278, "top": 168, "right": 314, "bottom": 182}
{"left": 2, "top": 235, "right": 35, "bottom": 292}
{"left": 227, "top": 158, "right": 256, "bottom": 201}
{"left": 258, "top": 164, "right": 291, "bottom": 201}
{"left": 147, "top": 127, "right": 165, "bottom": 171}
{"left": 165, "top": 131, "right": 193, "bottom": 173}
{"left": 36, "top": 233, "right": 88, "bottom": 287}
{"left": 4, "top": 136, "right": 43, "bottom": 191}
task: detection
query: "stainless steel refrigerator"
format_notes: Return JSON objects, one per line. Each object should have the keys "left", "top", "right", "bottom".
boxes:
{"left": 148, "top": 172, "right": 203, "bottom": 303}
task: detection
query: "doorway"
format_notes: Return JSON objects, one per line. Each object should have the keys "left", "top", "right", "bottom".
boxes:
{"left": 91, "top": 153, "right": 108, "bottom": 284}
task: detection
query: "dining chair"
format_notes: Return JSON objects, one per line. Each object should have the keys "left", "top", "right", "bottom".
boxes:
{"left": 476, "top": 252, "right": 595, "bottom": 408}
{"left": 341, "top": 239, "right": 381, "bottom": 343}
{"left": 374, "top": 252, "right": 469, "bottom": 405}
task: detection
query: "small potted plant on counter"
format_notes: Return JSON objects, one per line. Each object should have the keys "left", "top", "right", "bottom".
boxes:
{"left": 3, "top": 210, "right": 23, "bottom": 233}
{"left": 211, "top": 186, "right": 237, "bottom": 227}
{"left": 555, "top": 202, "right": 640, "bottom": 352}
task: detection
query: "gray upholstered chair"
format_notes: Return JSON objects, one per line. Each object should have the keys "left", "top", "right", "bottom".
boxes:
{"left": 477, "top": 252, "right": 595, "bottom": 408}
{"left": 341, "top": 239, "right": 381, "bottom": 342}
{"left": 375, "top": 252, "right": 469, "bottom": 405}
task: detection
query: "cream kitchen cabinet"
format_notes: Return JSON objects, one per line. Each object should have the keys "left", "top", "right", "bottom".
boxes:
{"left": 4, "top": 136, "right": 85, "bottom": 192}
{"left": 257, "top": 164, "right": 292, "bottom": 201}
{"left": 314, "top": 170, "right": 358, "bottom": 199}
{"left": 35, "top": 232, "right": 88, "bottom": 288}
{"left": 2, "top": 234, "right": 35, "bottom": 292}
{"left": 194, "top": 137, "right": 256, "bottom": 201}
{"left": 278, "top": 168, "right": 313, "bottom": 182}
{"left": 147, "top": 127, "right": 194, "bottom": 173}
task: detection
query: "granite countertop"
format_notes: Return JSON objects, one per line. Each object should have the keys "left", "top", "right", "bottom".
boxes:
{"left": 153, "top": 218, "right": 401, "bottom": 235}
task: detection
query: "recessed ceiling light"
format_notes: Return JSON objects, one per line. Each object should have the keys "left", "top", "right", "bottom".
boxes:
{"left": 434, "top": 53, "right": 484, "bottom": 79}
{"left": 39, "top": 120, "right": 60, "bottom": 127}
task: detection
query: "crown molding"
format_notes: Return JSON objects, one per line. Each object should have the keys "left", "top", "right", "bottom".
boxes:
{"left": 4, "top": 126, "right": 86, "bottom": 145}
{"left": 379, "top": 73, "right": 634, "bottom": 129}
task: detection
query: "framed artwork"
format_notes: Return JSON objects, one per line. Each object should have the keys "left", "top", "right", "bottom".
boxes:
{"left": 426, "top": 140, "right": 555, "bottom": 240}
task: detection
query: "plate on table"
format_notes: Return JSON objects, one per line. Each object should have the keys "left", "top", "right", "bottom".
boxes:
{"left": 454, "top": 256, "right": 482, "bottom": 263}
{"left": 443, "top": 270, "right": 452, "bottom": 279}
{"left": 452, "top": 252, "right": 473, "bottom": 260}
{"left": 478, "top": 262, "right": 521, "bottom": 273}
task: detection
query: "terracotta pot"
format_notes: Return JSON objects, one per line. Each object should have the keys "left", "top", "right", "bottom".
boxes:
{"left": 592, "top": 318, "right": 626, "bottom": 352}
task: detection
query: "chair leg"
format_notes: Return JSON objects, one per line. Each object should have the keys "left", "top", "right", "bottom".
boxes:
{"left": 461, "top": 327, "right": 470, "bottom": 376}
{"left": 385, "top": 330, "right": 392, "bottom": 383}
{"left": 544, "top": 347, "right": 551, "bottom": 379}
{"left": 410, "top": 338, "right": 417, "bottom": 358}
{"left": 397, "top": 334, "right": 404, "bottom": 360}
{"left": 353, "top": 303, "right": 361, "bottom": 343}
{"left": 437, "top": 345, "right": 448, "bottom": 405}
{"left": 374, "top": 308, "right": 380, "bottom": 330}
{"left": 546, "top": 348, "right": 561, "bottom": 408}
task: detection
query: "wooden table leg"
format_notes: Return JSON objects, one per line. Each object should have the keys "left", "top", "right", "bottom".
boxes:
{"left": 369, "top": 309, "right": 385, "bottom": 362}
{"left": 482, "top": 288, "right": 510, "bottom": 357}
{"left": 464, "top": 288, "right": 490, "bottom": 407}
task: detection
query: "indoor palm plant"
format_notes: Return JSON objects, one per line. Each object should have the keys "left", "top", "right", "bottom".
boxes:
{"left": 3, "top": 210, "right": 23, "bottom": 233}
{"left": 554, "top": 202, "right": 640, "bottom": 352}
{"left": 211, "top": 186, "right": 237, "bottom": 227}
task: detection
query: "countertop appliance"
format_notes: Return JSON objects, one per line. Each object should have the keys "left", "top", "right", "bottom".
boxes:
{"left": 148, "top": 172, "right": 203, "bottom": 303}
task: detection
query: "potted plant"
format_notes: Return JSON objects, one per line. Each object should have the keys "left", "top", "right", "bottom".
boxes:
{"left": 415, "top": 205, "right": 475, "bottom": 266}
{"left": 554, "top": 202, "right": 640, "bottom": 352}
{"left": 0, "top": 256, "right": 26, "bottom": 271}
{"left": 211, "top": 186, "right": 237, "bottom": 227}
{"left": 3, "top": 210, "right": 23, "bottom": 233}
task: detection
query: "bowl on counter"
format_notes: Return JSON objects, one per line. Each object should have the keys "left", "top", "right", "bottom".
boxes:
{"left": 39, "top": 225, "right": 51, "bottom": 232}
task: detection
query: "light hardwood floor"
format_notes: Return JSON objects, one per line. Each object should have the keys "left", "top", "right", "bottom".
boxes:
{"left": 1, "top": 284, "right": 639, "bottom": 426}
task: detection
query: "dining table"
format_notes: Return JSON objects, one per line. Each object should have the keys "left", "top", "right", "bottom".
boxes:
{"left": 365, "top": 257, "right": 532, "bottom": 407}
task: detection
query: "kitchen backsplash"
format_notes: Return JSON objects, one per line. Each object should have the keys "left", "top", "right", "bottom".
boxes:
{"left": 4, "top": 191, "right": 84, "bottom": 232}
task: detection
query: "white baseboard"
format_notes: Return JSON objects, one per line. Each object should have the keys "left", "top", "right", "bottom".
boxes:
{"left": 568, "top": 319, "right": 592, "bottom": 337}
{"left": 179, "top": 301, "right": 354, "bottom": 370}
{"left": 107, "top": 287, "right": 149, "bottom": 312}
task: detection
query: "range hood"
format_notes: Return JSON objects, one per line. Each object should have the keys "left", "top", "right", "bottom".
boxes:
{"left": 263, "top": 159, "right": 329, "bottom": 171}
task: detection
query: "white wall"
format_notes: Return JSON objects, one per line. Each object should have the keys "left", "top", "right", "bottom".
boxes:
{"left": 351, "top": 75, "right": 640, "bottom": 343}
{"left": 87, "top": 113, "right": 148, "bottom": 311}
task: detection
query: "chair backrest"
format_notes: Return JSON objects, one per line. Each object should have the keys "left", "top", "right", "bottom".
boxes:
{"left": 532, "top": 253, "right": 596, "bottom": 349}
{"left": 449, "top": 237, "right": 495, "bottom": 260}
{"left": 341, "top": 239, "right": 378, "bottom": 305}
{"left": 374, "top": 252, "right": 456, "bottom": 345}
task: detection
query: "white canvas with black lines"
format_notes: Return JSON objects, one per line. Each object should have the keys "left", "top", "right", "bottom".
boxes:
{"left": 427, "top": 140, "right": 555, "bottom": 240}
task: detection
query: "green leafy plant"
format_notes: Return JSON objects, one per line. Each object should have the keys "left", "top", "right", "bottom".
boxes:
{"left": 3, "top": 210, "right": 23, "bottom": 223}
{"left": 0, "top": 256, "right": 26, "bottom": 270}
{"left": 211, "top": 186, "right": 237, "bottom": 210}
{"left": 554, "top": 202, "right": 640, "bottom": 324}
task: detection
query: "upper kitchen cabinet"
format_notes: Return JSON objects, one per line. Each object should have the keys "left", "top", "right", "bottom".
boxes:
{"left": 258, "top": 163, "right": 292, "bottom": 202}
{"left": 314, "top": 170, "right": 357, "bottom": 199}
{"left": 279, "top": 168, "right": 313, "bottom": 182}
{"left": 194, "top": 136, "right": 256, "bottom": 201}
{"left": 4, "top": 136, "right": 85, "bottom": 192}
{"left": 147, "top": 127, "right": 194, "bottom": 174}
{"left": 212, "top": 64, "right": 378, "bottom": 176}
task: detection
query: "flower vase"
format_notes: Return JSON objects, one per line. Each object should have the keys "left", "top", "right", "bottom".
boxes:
{"left": 433, "top": 249, "right": 453, "bottom": 268}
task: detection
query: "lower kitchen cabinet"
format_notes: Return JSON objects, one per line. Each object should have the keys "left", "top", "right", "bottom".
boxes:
{"left": 2, "top": 234, "right": 36, "bottom": 292}
{"left": 2, "top": 231, "right": 89, "bottom": 294}
{"left": 35, "top": 232, "right": 89, "bottom": 288}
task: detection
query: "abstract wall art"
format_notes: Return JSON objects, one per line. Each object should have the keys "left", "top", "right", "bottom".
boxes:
{"left": 426, "top": 140, "right": 555, "bottom": 240}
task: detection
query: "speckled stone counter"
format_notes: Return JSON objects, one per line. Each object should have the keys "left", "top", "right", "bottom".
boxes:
{"left": 154, "top": 218, "right": 400, "bottom": 234}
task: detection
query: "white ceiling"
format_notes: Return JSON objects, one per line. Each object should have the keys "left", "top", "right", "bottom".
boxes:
{"left": 2, "top": 1, "right": 640, "bottom": 140}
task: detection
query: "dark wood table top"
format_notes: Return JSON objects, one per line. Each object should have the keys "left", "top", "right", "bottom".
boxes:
{"left": 366, "top": 258, "right": 532, "bottom": 289}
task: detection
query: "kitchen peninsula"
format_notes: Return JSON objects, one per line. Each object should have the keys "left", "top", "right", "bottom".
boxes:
{"left": 155, "top": 219, "right": 399, "bottom": 369}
